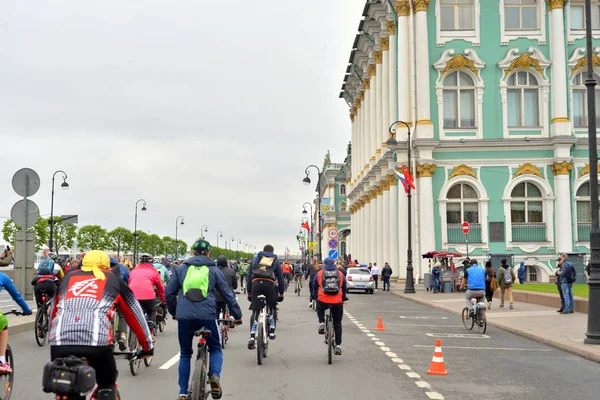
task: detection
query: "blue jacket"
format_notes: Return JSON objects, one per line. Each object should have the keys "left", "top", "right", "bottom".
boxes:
{"left": 166, "top": 255, "right": 242, "bottom": 320}
{"left": 0, "top": 272, "right": 32, "bottom": 314}
{"left": 465, "top": 265, "right": 486, "bottom": 291}
{"left": 109, "top": 257, "right": 130, "bottom": 283}
{"left": 559, "top": 261, "right": 574, "bottom": 284}
{"left": 517, "top": 262, "right": 526, "bottom": 281}
{"left": 247, "top": 251, "right": 285, "bottom": 294}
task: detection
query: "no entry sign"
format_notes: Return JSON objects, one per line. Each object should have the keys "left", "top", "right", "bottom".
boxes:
{"left": 462, "top": 222, "right": 470, "bottom": 234}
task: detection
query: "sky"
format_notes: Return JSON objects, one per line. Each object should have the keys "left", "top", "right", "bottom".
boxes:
{"left": 0, "top": 0, "right": 365, "bottom": 255}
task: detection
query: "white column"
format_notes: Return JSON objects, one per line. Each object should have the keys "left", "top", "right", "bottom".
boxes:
{"left": 363, "top": 89, "right": 371, "bottom": 173}
{"left": 389, "top": 175, "right": 400, "bottom": 278}
{"left": 351, "top": 115, "right": 356, "bottom": 180}
{"left": 370, "top": 189, "right": 377, "bottom": 264}
{"left": 417, "top": 153, "right": 436, "bottom": 276}
{"left": 396, "top": 9, "right": 410, "bottom": 130}
{"left": 354, "top": 204, "right": 360, "bottom": 261}
{"left": 388, "top": 22, "right": 398, "bottom": 128}
{"left": 376, "top": 186, "right": 384, "bottom": 268}
{"left": 360, "top": 203, "right": 365, "bottom": 262}
{"left": 381, "top": 36, "right": 390, "bottom": 149}
{"left": 369, "top": 64, "right": 377, "bottom": 167}
{"left": 397, "top": 166, "right": 408, "bottom": 280}
{"left": 365, "top": 199, "right": 372, "bottom": 264}
{"left": 554, "top": 162, "right": 574, "bottom": 251}
{"left": 375, "top": 51, "right": 383, "bottom": 157}
{"left": 382, "top": 177, "right": 391, "bottom": 268}
{"left": 413, "top": 1, "right": 433, "bottom": 138}
{"left": 548, "top": 2, "right": 570, "bottom": 136}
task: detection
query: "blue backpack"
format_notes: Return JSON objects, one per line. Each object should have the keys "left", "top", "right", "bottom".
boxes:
{"left": 37, "top": 258, "right": 55, "bottom": 275}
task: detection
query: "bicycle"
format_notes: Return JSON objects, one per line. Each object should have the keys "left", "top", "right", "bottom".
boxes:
{"left": 35, "top": 289, "right": 52, "bottom": 347}
{"left": 294, "top": 275, "right": 302, "bottom": 296}
{"left": 324, "top": 307, "right": 335, "bottom": 365}
{"left": 462, "top": 296, "right": 487, "bottom": 334}
{"left": 0, "top": 309, "right": 24, "bottom": 400}
{"left": 126, "top": 315, "right": 154, "bottom": 375}
{"left": 189, "top": 319, "right": 241, "bottom": 400}
{"left": 156, "top": 303, "right": 167, "bottom": 334}
{"left": 218, "top": 292, "right": 240, "bottom": 350}
{"left": 254, "top": 294, "right": 273, "bottom": 366}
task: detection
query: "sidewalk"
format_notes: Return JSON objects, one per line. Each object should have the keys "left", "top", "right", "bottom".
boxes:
{"left": 392, "top": 287, "right": 600, "bottom": 363}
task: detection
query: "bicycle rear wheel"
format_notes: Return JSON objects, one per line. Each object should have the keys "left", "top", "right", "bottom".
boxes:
{"left": 220, "top": 323, "right": 227, "bottom": 349}
{"left": 128, "top": 332, "right": 141, "bottom": 375}
{"left": 327, "top": 318, "right": 333, "bottom": 365}
{"left": 477, "top": 312, "right": 487, "bottom": 334}
{"left": 190, "top": 346, "right": 207, "bottom": 400}
{"left": 461, "top": 307, "right": 474, "bottom": 330}
{"left": 0, "top": 345, "right": 14, "bottom": 400}
{"left": 35, "top": 307, "right": 47, "bottom": 347}
{"left": 256, "top": 322, "right": 264, "bottom": 366}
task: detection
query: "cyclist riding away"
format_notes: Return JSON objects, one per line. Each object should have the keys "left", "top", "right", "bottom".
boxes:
{"left": 109, "top": 257, "right": 131, "bottom": 350}
{"left": 304, "top": 257, "right": 320, "bottom": 308}
{"left": 49, "top": 250, "right": 153, "bottom": 400}
{"left": 460, "top": 259, "right": 486, "bottom": 316}
{"left": 247, "top": 244, "right": 284, "bottom": 350}
{"left": 153, "top": 261, "right": 170, "bottom": 286}
{"left": 314, "top": 257, "right": 348, "bottom": 356}
{"left": 281, "top": 260, "right": 292, "bottom": 288}
{"left": 166, "top": 239, "right": 242, "bottom": 400}
{"left": 239, "top": 259, "right": 249, "bottom": 291}
{"left": 129, "top": 254, "right": 166, "bottom": 340}
{"left": 215, "top": 255, "right": 237, "bottom": 319}
{"left": 293, "top": 262, "right": 303, "bottom": 293}
{"left": 32, "top": 252, "right": 64, "bottom": 307}
{"left": 0, "top": 271, "right": 32, "bottom": 372}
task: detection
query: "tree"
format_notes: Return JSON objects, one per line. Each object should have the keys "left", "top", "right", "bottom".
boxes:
{"left": 135, "top": 231, "right": 149, "bottom": 255}
{"left": 162, "top": 236, "right": 176, "bottom": 258}
{"left": 49, "top": 217, "right": 77, "bottom": 253}
{"left": 2, "top": 218, "right": 49, "bottom": 252}
{"left": 146, "top": 234, "right": 163, "bottom": 256}
{"left": 176, "top": 240, "right": 188, "bottom": 259}
{"left": 108, "top": 227, "right": 134, "bottom": 257}
{"left": 77, "top": 225, "right": 108, "bottom": 250}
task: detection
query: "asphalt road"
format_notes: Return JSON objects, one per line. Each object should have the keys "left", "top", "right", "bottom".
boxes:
{"left": 6, "top": 286, "right": 600, "bottom": 399}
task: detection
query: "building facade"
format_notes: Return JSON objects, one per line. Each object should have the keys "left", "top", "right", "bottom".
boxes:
{"left": 338, "top": 0, "right": 600, "bottom": 281}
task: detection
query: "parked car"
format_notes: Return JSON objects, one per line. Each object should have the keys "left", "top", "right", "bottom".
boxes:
{"left": 346, "top": 267, "right": 375, "bottom": 294}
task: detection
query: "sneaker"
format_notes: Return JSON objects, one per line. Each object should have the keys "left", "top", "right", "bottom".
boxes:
{"left": 488, "top": 302, "right": 492, "bottom": 310}
{"left": 568, "top": 311, "right": 575, "bottom": 314}
{"left": 0, "top": 362, "right": 12, "bottom": 374}
{"left": 209, "top": 374, "right": 222, "bottom": 399}
{"left": 334, "top": 345, "right": 342, "bottom": 355}
{"left": 509, "top": 305, "right": 513, "bottom": 310}
{"left": 557, "top": 309, "right": 564, "bottom": 313}
{"left": 268, "top": 329, "right": 276, "bottom": 340}
{"left": 499, "top": 304, "right": 504, "bottom": 308}
{"left": 318, "top": 323, "right": 325, "bottom": 335}
{"left": 247, "top": 337, "right": 256, "bottom": 350}
{"left": 560, "top": 311, "right": 569, "bottom": 314}
{"left": 309, "top": 302, "right": 313, "bottom": 308}
{"left": 177, "top": 395, "right": 188, "bottom": 400}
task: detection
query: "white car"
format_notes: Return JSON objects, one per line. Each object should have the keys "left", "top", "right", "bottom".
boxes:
{"left": 346, "top": 268, "right": 375, "bottom": 294}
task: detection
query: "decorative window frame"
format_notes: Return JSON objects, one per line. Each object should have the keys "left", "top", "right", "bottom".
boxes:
{"left": 502, "top": 174, "right": 555, "bottom": 253}
{"left": 566, "top": 1, "right": 600, "bottom": 44}
{"left": 438, "top": 175, "right": 489, "bottom": 252}
{"left": 340, "top": 183, "right": 347, "bottom": 196}
{"left": 433, "top": 48, "right": 486, "bottom": 140}
{"left": 573, "top": 175, "right": 598, "bottom": 246}
{"left": 498, "top": 47, "right": 551, "bottom": 138}
{"left": 498, "top": 0, "right": 547, "bottom": 46}
{"left": 434, "top": 0, "right": 481, "bottom": 47}
{"left": 568, "top": 47, "right": 600, "bottom": 135}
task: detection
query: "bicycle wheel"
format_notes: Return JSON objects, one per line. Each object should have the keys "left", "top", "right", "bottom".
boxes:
{"left": 190, "top": 347, "right": 207, "bottom": 400}
{"left": 256, "top": 322, "right": 264, "bottom": 365}
{"left": 0, "top": 345, "right": 14, "bottom": 400}
{"left": 220, "top": 323, "right": 226, "bottom": 349}
{"left": 144, "top": 353, "right": 153, "bottom": 367}
{"left": 327, "top": 318, "right": 333, "bottom": 365}
{"left": 128, "top": 332, "right": 141, "bottom": 375}
{"left": 461, "top": 307, "right": 474, "bottom": 330}
{"left": 477, "top": 312, "right": 487, "bottom": 334}
{"left": 34, "top": 307, "right": 47, "bottom": 347}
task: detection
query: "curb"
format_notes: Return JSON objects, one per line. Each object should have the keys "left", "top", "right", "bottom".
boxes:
{"left": 10, "top": 321, "right": 35, "bottom": 335}
{"left": 392, "top": 292, "right": 600, "bottom": 364}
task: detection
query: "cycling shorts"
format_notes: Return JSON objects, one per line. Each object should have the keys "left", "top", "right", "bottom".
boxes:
{"left": 0, "top": 312, "right": 7, "bottom": 331}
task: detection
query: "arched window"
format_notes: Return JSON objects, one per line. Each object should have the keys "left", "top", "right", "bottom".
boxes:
{"left": 340, "top": 184, "right": 346, "bottom": 196}
{"left": 576, "top": 181, "right": 600, "bottom": 241}
{"left": 443, "top": 71, "right": 476, "bottom": 129}
{"left": 572, "top": 71, "right": 600, "bottom": 128}
{"left": 510, "top": 182, "right": 545, "bottom": 241}
{"left": 507, "top": 71, "right": 540, "bottom": 128}
{"left": 446, "top": 182, "right": 480, "bottom": 243}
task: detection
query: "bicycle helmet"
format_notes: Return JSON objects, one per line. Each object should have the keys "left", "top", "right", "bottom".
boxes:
{"left": 48, "top": 252, "right": 58, "bottom": 261}
{"left": 216, "top": 255, "right": 228, "bottom": 268}
{"left": 192, "top": 238, "right": 211, "bottom": 255}
{"left": 139, "top": 253, "right": 153, "bottom": 263}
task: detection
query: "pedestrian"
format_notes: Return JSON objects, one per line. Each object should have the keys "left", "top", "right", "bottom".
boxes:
{"left": 431, "top": 263, "right": 441, "bottom": 294}
{"left": 585, "top": 262, "right": 591, "bottom": 282}
{"left": 555, "top": 257, "right": 565, "bottom": 313}
{"left": 371, "top": 262, "right": 379, "bottom": 291}
{"left": 0, "top": 248, "right": 13, "bottom": 267}
{"left": 367, "top": 262, "right": 373, "bottom": 273}
{"left": 484, "top": 261, "right": 497, "bottom": 309}
{"left": 497, "top": 258, "right": 516, "bottom": 309}
{"left": 381, "top": 262, "right": 392, "bottom": 291}
{"left": 558, "top": 253, "right": 576, "bottom": 314}
{"left": 517, "top": 261, "right": 526, "bottom": 284}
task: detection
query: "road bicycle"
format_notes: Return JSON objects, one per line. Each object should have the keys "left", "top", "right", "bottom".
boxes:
{"left": 0, "top": 309, "right": 25, "bottom": 400}
{"left": 255, "top": 294, "right": 274, "bottom": 366}
{"left": 126, "top": 315, "right": 154, "bottom": 375}
{"left": 35, "top": 289, "right": 52, "bottom": 347}
{"left": 294, "top": 275, "right": 302, "bottom": 296}
{"left": 218, "top": 292, "right": 240, "bottom": 349}
{"left": 324, "top": 307, "right": 335, "bottom": 365}
{"left": 156, "top": 303, "right": 167, "bottom": 334}
{"left": 189, "top": 319, "right": 241, "bottom": 400}
{"left": 462, "top": 296, "right": 487, "bottom": 334}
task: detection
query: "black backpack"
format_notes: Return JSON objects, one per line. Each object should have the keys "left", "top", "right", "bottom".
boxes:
{"left": 565, "top": 262, "right": 577, "bottom": 284}
{"left": 321, "top": 269, "right": 341, "bottom": 295}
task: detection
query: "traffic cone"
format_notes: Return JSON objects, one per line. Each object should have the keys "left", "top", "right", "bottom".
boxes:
{"left": 427, "top": 339, "right": 448, "bottom": 376}
{"left": 374, "top": 317, "right": 386, "bottom": 331}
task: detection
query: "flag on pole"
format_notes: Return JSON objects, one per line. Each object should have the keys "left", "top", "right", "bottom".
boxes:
{"left": 394, "top": 165, "right": 416, "bottom": 194}
{"left": 394, "top": 168, "right": 409, "bottom": 194}
{"left": 301, "top": 221, "right": 311, "bottom": 232}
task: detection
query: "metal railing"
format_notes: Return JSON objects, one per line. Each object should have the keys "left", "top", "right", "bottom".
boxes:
{"left": 447, "top": 223, "right": 481, "bottom": 244}
{"left": 512, "top": 222, "right": 547, "bottom": 242}
{"left": 578, "top": 222, "right": 592, "bottom": 242}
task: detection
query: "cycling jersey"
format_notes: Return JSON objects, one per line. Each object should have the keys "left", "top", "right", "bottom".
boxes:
{"left": 129, "top": 263, "right": 166, "bottom": 302}
{"left": 153, "top": 263, "right": 170, "bottom": 286}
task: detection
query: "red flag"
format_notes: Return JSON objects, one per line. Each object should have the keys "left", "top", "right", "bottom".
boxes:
{"left": 301, "top": 221, "right": 311, "bottom": 232}
{"left": 402, "top": 165, "right": 416, "bottom": 191}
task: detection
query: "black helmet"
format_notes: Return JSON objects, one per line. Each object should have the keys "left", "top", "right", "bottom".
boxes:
{"left": 216, "top": 255, "right": 228, "bottom": 268}
{"left": 192, "top": 238, "right": 211, "bottom": 255}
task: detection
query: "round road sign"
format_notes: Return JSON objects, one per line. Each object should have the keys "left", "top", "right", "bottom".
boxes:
{"left": 328, "top": 239, "right": 338, "bottom": 249}
{"left": 462, "top": 221, "right": 470, "bottom": 234}
{"left": 328, "top": 250, "right": 339, "bottom": 259}
{"left": 328, "top": 228, "right": 338, "bottom": 239}
{"left": 12, "top": 168, "right": 41, "bottom": 197}
{"left": 10, "top": 199, "right": 40, "bottom": 229}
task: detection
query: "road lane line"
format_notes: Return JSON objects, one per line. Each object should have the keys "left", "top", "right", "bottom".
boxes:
{"left": 425, "top": 333, "right": 490, "bottom": 339}
{"left": 416, "top": 381, "right": 431, "bottom": 388}
{"left": 398, "top": 364, "right": 412, "bottom": 370}
{"left": 390, "top": 357, "right": 403, "bottom": 363}
{"left": 426, "top": 392, "right": 444, "bottom": 399}
{"left": 386, "top": 324, "right": 464, "bottom": 327}
{"left": 159, "top": 353, "right": 180, "bottom": 370}
{"left": 380, "top": 347, "right": 391, "bottom": 352}
{"left": 412, "top": 345, "right": 552, "bottom": 351}
{"left": 406, "top": 372, "right": 420, "bottom": 379}
{"left": 375, "top": 341, "right": 385, "bottom": 346}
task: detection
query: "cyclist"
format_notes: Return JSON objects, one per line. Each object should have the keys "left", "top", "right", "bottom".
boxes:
{"left": 166, "top": 239, "right": 242, "bottom": 400}
{"left": 304, "top": 257, "right": 320, "bottom": 308}
{"left": 49, "top": 250, "right": 153, "bottom": 399}
{"left": 281, "top": 260, "right": 292, "bottom": 289}
{"left": 239, "top": 259, "right": 249, "bottom": 291}
{"left": 153, "top": 261, "right": 170, "bottom": 286}
{"left": 214, "top": 255, "right": 237, "bottom": 319}
{"left": 293, "top": 261, "right": 303, "bottom": 293}
{"left": 314, "top": 257, "right": 348, "bottom": 356}
{"left": 129, "top": 254, "right": 165, "bottom": 340}
{"left": 109, "top": 257, "right": 130, "bottom": 350}
{"left": 0, "top": 271, "right": 32, "bottom": 372}
{"left": 246, "top": 244, "right": 284, "bottom": 349}
{"left": 32, "top": 252, "right": 64, "bottom": 307}
{"left": 459, "top": 259, "right": 486, "bottom": 316}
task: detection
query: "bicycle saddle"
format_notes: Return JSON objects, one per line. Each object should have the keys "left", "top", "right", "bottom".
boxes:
{"left": 194, "top": 328, "right": 212, "bottom": 337}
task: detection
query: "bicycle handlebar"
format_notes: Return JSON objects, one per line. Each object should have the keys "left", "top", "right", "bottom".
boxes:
{"left": 3, "top": 309, "right": 24, "bottom": 316}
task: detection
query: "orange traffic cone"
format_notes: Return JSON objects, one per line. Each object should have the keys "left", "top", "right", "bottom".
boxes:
{"left": 427, "top": 339, "right": 448, "bottom": 376}
{"left": 374, "top": 317, "right": 386, "bottom": 331}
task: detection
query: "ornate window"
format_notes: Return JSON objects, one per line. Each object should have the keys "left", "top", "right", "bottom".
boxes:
{"left": 435, "top": 0, "right": 480, "bottom": 46}
{"left": 442, "top": 71, "right": 476, "bottom": 129}
{"left": 499, "top": 1, "right": 546, "bottom": 45}
{"left": 507, "top": 71, "right": 540, "bottom": 128}
{"left": 572, "top": 71, "right": 600, "bottom": 128}
{"left": 575, "top": 181, "right": 600, "bottom": 242}
{"left": 568, "top": 1, "right": 600, "bottom": 42}
{"left": 510, "top": 182, "right": 543, "bottom": 223}
{"left": 446, "top": 183, "right": 479, "bottom": 224}
{"left": 340, "top": 184, "right": 346, "bottom": 196}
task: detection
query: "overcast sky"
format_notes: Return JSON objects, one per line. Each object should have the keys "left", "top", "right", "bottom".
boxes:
{"left": 0, "top": 0, "right": 364, "bottom": 255}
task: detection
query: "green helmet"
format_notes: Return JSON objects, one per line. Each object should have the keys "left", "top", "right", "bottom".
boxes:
{"left": 192, "top": 238, "right": 212, "bottom": 255}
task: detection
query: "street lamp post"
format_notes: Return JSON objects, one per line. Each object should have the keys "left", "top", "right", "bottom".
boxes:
{"left": 217, "top": 231, "right": 223, "bottom": 248}
{"left": 584, "top": 0, "right": 600, "bottom": 344}
{"left": 175, "top": 216, "right": 184, "bottom": 261}
{"left": 387, "top": 120, "right": 415, "bottom": 294}
{"left": 302, "top": 165, "right": 322, "bottom": 261}
{"left": 49, "top": 170, "right": 69, "bottom": 253}
{"left": 133, "top": 199, "right": 147, "bottom": 266}
{"left": 237, "top": 240, "right": 242, "bottom": 259}
{"left": 201, "top": 225, "right": 208, "bottom": 239}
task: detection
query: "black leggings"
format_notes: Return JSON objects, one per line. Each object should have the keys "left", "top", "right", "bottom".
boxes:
{"left": 51, "top": 345, "right": 117, "bottom": 400}
{"left": 485, "top": 282, "right": 494, "bottom": 302}
{"left": 316, "top": 301, "right": 343, "bottom": 346}
{"left": 34, "top": 281, "right": 56, "bottom": 306}
{"left": 250, "top": 280, "right": 278, "bottom": 331}
{"left": 137, "top": 299, "right": 156, "bottom": 328}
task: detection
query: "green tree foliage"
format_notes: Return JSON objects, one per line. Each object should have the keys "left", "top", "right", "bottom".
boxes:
{"left": 176, "top": 240, "right": 188, "bottom": 259}
{"left": 50, "top": 217, "right": 78, "bottom": 252}
{"left": 209, "top": 246, "right": 252, "bottom": 261}
{"left": 162, "top": 236, "right": 176, "bottom": 257}
{"left": 2, "top": 218, "right": 49, "bottom": 252}
{"left": 108, "top": 227, "right": 134, "bottom": 257}
{"left": 77, "top": 225, "right": 109, "bottom": 250}
{"left": 134, "top": 231, "right": 148, "bottom": 254}
{"left": 143, "top": 234, "right": 162, "bottom": 256}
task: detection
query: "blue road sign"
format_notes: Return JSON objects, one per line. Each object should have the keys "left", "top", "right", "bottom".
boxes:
{"left": 328, "top": 250, "right": 339, "bottom": 259}
{"left": 328, "top": 239, "right": 338, "bottom": 249}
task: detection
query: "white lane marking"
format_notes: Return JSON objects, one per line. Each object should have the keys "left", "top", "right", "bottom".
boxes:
{"left": 375, "top": 341, "right": 385, "bottom": 346}
{"left": 416, "top": 381, "right": 431, "bottom": 388}
{"left": 407, "top": 372, "right": 421, "bottom": 379}
{"left": 425, "top": 333, "right": 490, "bottom": 339}
{"left": 412, "top": 345, "right": 552, "bottom": 351}
{"left": 400, "top": 316, "right": 448, "bottom": 320}
{"left": 386, "top": 353, "right": 398, "bottom": 358}
{"left": 398, "top": 364, "right": 412, "bottom": 370}
{"left": 387, "top": 324, "right": 464, "bottom": 328}
{"left": 367, "top": 333, "right": 375, "bottom": 337}
{"left": 390, "top": 357, "right": 403, "bottom": 363}
{"left": 380, "top": 347, "right": 391, "bottom": 352}
{"left": 426, "top": 392, "right": 444, "bottom": 399}
{"left": 371, "top": 337, "right": 380, "bottom": 341}
{"left": 159, "top": 353, "right": 180, "bottom": 370}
